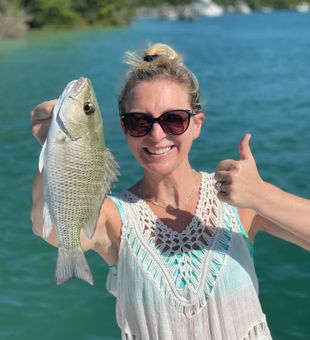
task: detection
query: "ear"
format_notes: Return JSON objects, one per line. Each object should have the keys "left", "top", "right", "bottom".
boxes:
{"left": 192, "top": 112, "right": 205, "bottom": 140}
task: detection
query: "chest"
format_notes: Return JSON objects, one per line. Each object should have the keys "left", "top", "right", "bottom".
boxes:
{"left": 119, "top": 199, "right": 255, "bottom": 317}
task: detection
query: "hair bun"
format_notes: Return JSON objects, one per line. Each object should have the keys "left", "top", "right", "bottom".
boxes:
{"left": 144, "top": 43, "right": 183, "bottom": 63}
{"left": 143, "top": 54, "right": 159, "bottom": 62}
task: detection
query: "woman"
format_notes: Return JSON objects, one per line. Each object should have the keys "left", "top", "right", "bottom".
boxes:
{"left": 31, "top": 43, "right": 310, "bottom": 340}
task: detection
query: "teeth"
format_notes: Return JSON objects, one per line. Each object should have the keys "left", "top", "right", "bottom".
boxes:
{"left": 146, "top": 146, "right": 172, "bottom": 155}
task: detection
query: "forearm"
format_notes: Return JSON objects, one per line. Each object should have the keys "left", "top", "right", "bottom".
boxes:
{"left": 31, "top": 171, "right": 58, "bottom": 247}
{"left": 254, "top": 181, "right": 310, "bottom": 244}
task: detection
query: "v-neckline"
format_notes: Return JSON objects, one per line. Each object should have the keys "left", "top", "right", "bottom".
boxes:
{"left": 117, "top": 172, "right": 234, "bottom": 310}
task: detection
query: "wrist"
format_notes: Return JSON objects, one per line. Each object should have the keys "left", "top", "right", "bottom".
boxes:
{"left": 249, "top": 179, "right": 271, "bottom": 212}
{"left": 251, "top": 180, "right": 281, "bottom": 215}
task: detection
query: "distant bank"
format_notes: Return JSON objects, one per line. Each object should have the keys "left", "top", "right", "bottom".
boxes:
{"left": 1, "top": 0, "right": 310, "bottom": 39}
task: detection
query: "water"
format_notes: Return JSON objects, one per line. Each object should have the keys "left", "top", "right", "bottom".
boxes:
{"left": 0, "top": 11, "right": 309, "bottom": 339}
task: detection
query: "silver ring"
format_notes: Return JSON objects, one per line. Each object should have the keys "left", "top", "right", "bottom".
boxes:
{"left": 215, "top": 181, "right": 225, "bottom": 193}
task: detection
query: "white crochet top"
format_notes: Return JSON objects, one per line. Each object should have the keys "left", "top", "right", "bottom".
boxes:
{"left": 107, "top": 172, "right": 272, "bottom": 340}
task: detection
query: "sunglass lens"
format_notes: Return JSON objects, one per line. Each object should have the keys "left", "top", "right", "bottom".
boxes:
{"left": 161, "top": 111, "right": 189, "bottom": 134}
{"left": 124, "top": 114, "right": 150, "bottom": 137}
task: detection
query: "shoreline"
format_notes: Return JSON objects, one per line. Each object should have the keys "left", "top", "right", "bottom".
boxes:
{"left": 1, "top": 1, "right": 310, "bottom": 39}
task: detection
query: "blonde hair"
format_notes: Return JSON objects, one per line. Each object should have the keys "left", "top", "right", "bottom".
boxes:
{"left": 118, "top": 43, "right": 201, "bottom": 114}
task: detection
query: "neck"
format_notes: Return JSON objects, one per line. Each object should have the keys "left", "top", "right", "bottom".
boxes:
{"left": 138, "top": 166, "right": 199, "bottom": 209}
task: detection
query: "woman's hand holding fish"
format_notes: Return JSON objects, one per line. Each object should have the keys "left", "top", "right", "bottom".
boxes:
{"left": 30, "top": 100, "right": 56, "bottom": 145}
{"left": 214, "top": 133, "right": 265, "bottom": 209}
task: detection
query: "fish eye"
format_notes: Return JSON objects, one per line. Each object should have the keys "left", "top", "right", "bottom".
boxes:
{"left": 83, "top": 101, "right": 95, "bottom": 115}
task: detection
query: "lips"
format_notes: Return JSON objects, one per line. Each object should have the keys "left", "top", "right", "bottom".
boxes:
{"left": 144, "top": 146, "right": 173, "bottom": 155}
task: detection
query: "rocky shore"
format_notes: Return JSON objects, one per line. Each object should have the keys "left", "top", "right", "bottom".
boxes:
{"left": 0, "top": 5, "right": 29, "bottom": 38}
{"left": 139, "top": 1, "right": 310, "bottom": 21}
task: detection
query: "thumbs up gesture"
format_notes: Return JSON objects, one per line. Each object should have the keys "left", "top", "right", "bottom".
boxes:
{"left": 214, "top": 134, "right": 264, "bottom": 208}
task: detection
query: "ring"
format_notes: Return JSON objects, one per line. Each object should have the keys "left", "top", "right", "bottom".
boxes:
{"left": 215, "top": 181, "right": 225, "bottom": 193}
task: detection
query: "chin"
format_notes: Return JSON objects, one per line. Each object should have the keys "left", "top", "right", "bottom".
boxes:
{"left": 140, "top": 158, "right": 188, "bottom": 178}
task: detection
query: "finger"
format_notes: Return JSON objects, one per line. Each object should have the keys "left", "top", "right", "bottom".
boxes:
{"left": 30, "top": 108, "right": 52, "bottom": 124}
{"left": 214, "top": 180, "right": 230, "bottom": 193}
{"left": 216, "top": 159, "right": 239, "bottom": 171}
{"left": 30, "top": 100, "right": 56, "bottom": 122}
{"left": 216, "top": 191, "right": 230, "bottom": 203}
{"left": 32, "top": 123, "right": 50, "bottom": 145}
{"left": 239, "top": 133, "right": 254, "bottom": 161}
{"left": 214, "top": 171, "right": 232, "bottom": 184}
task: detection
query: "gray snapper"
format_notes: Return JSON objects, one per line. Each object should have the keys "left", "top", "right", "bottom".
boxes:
{"left": 39, "top": 77, "right": 119, "bottom": 285}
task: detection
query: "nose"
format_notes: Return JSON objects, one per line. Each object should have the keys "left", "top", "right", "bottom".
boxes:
{"left": 148, "top": 122, "right": 166, "bottom": 141}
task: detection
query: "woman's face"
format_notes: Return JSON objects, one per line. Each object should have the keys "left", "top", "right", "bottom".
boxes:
{"left": 122, "top": 79, "right": 204, "bottom": 177}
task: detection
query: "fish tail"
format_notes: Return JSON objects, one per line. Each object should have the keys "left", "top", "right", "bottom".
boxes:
{"left": 55, "top": 247, "right": 94, "bottom": 285}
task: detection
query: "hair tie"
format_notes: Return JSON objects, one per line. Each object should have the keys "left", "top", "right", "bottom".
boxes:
{"left": 143, "top": 54, "right": 159, "bottom": 62}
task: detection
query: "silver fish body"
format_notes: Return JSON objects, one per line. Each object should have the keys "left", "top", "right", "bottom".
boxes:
{"left": 39, "top": 77, "right": 119, "bottom": 285}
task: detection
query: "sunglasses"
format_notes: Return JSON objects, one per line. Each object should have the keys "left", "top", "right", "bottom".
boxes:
{"left": 120, "top": 109, "right": 197, "bottom": 137}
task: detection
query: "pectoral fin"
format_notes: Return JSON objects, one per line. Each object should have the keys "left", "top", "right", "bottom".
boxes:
{"left": 42, "top": 201, "right": 53, "bottom": 239}
{"left": 38, "top": 140, "right": 47, "bottom": 173}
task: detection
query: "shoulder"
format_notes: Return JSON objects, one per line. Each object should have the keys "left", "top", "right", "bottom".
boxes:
{"left": 100, "top": 196, "right": 123, "bottom": 242}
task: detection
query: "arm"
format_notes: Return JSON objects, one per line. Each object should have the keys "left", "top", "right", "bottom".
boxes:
{"left": 251, "top": 182, "right": 310, "bottom": 247}
{"left": 238, "top": 207, "right": 310, "bottom": 251}
{"left": 215, "top": 134, "right": 310, "bottom": 250}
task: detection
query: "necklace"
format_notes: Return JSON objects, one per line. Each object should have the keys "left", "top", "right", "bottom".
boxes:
{"left": 138, "top": 173, "right": 200, "bottom": 211}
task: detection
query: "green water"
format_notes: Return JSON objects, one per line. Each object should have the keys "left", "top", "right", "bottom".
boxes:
{"left": 0, "top": 11, "right": 309, "bottom": 339}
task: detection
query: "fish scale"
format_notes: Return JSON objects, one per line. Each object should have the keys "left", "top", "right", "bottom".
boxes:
{"left": 39, "top": 77, "right": 119, "bottom": 285}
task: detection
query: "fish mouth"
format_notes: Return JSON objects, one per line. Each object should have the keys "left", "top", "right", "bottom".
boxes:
{"left": 69, "top": 77, "right": 91, "bottom": 97}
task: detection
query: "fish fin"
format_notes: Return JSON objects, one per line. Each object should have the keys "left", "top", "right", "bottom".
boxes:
{"left": 42, "top": 201, "right": 53, "bottom": 239}
{"left": 38, "top": 140, "right": 47, "bottom": 173}
{"left": 83, "top": 148, "right": 120, "bottom": 239}
{"left": 55, "top": 247, "right": 94, "bottom": 285}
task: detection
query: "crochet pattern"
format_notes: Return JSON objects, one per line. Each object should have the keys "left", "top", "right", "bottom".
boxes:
{"left": 118, "top": 173, "right": 239, "bottom": 317}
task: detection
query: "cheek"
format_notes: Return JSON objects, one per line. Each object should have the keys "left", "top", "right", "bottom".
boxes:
{"left": 126, "top": 136, "right": 140, "bottom": 155}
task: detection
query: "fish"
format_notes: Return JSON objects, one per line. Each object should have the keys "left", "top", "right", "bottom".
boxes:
{"left": 39, "top": 77, "right": 119, "bottom": 285}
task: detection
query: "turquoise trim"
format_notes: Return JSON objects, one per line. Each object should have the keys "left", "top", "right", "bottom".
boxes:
{"left": 231, "top": 206, "right": 255, "bottom": 258}
{"left": 108, "top": 194, "right": 125, "bottom": 224}
{"left": 108, "top": 264, "right": 118, "bottom": 271}
{"left": 108, "top": 194, "right": 254, "bottom": 261}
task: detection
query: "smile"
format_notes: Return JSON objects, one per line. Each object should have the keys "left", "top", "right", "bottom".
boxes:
{"left": 144, "top": 146, "right": 173, "bottom": 155}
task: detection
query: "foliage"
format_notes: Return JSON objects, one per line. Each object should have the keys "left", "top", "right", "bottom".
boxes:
{"left": 20, "top": 0, "right": 136, "bottom": 28}
{"left": 135, "top": 0, "right": 196, "bottom": 6}
{"left": 71, "top": 0, "right": 135, "bottom": 26}
{"left": 21, "top": 0, "right": 82, "bottom": 27}
{"left": 1, "top": 0, "right": 310, "bottom": 38}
